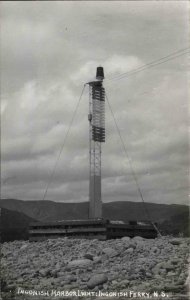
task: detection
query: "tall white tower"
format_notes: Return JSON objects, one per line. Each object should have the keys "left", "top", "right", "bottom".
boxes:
{"left": 88, "top": 67, "right": 105, "bottom": 219}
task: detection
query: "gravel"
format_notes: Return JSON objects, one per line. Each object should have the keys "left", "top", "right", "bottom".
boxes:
{"left": 1, "top": 236, "right": 189, "bottom": 299}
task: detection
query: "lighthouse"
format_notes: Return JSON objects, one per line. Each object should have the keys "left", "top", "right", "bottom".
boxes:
{"left": 88, "top": 67, "right": 105, "bottom": 219}
{"left": 29, "top": 66, "right": 158, "bottom": 241}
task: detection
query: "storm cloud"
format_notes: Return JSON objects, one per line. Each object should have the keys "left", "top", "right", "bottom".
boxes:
{"left": 1, "top": 1, "right": 189, "bottom": 205}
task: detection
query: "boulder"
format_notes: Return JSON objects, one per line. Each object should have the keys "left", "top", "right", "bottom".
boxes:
{"left": 170, "top": 258, "right": 180, "bottom": 265}
{"left": 167, "top": 271, "right": 176, "bottom": 277}
{"left": 124, "top": 247, "right": 134, "bottom": 254}
{"left": 65, "top": 275, "right": 77, "bottom": 283}
{"left": 151, "top": 247, "right": 159, "bottom": 254}
{"left": 93, "top": 256, "right": 102, "bottom": 263}
{"left": 120, "top": 279, "right": 129, "bottom": 286}
{"left": 20, "top": 244, "right": 28, "bottom": 251}
{"left": 121, "top": 237, "right": 131, "bottom": 243}
{"left": 83, "top": 253, "right": 93, "bottom": 261}
{"left": 128, "top": 243, "right": 136, "bottom": 249}
{"left": 133, "top": 236, "right": 144, "bottom": 242}
{"left": 152, "top": 262, "right": 163, "bottom": 275}
{"left": 39, "top": 268, "right": 50, "bottom": 277}
{"left": 170, "top": 239, "right": 182, "bottom": 246}
{"left": 68, "top": 259, "right": 92, "bottom": 269}
{"left": 164, "top": 262, "right": 175, "bottom": 272}
{"left": 102, "top": 247, "right": 118, "bottom": 257}
{"left": 87, "top": 274, "right": 108, "bottom": 289}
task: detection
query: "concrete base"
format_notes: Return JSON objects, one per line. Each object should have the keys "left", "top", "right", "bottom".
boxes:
{"left": 89, "top": 175, "right": 102, "bottom": 219}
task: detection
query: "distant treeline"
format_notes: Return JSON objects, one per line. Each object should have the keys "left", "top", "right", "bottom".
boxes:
{"left": 0, "top": 208, "right": 35, "bottom": 243}
{"left": 159, "top": 211, "right": 189, "bottom": 237}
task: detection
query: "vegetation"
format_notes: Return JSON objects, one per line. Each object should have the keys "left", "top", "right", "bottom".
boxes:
{"left": 0, "top": 208, "right": 36, "bottom": 243}
{"left": 159, "top": 211, "right": 189, "bottom": 237}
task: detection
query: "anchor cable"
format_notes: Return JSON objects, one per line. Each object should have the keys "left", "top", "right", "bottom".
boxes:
{"left": 105, "top": 93, "right": 162, "bottom": 236}
{"left": 104, "top": 47, "right": 189, "bottom": 85}
{"left": 42, "top": 84, "right": 86, "bottom": 201}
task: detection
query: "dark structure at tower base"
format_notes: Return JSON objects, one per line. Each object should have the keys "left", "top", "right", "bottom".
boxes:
{"left": 29, "top": 219, "right": 157, "bottom": 242}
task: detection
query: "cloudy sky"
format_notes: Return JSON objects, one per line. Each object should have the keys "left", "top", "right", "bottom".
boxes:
{"left": 1, "top": 1, "right": 189, "bottom": 205}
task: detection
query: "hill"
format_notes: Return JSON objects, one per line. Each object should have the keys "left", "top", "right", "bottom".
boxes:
{"left": 0, "top": 208, "right": 37, "bottom": 242}
{"left": 0, "top": 199, "right": 189, "bottom": 237}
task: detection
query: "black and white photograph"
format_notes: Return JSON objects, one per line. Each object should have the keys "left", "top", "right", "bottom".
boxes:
{"left": 1, "top": 1, "right": 189, "bottom": 300}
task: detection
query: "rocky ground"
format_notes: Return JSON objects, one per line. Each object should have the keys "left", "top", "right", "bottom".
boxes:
{"left": 1, "top": 236, "right": 189, "bottom": 300}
